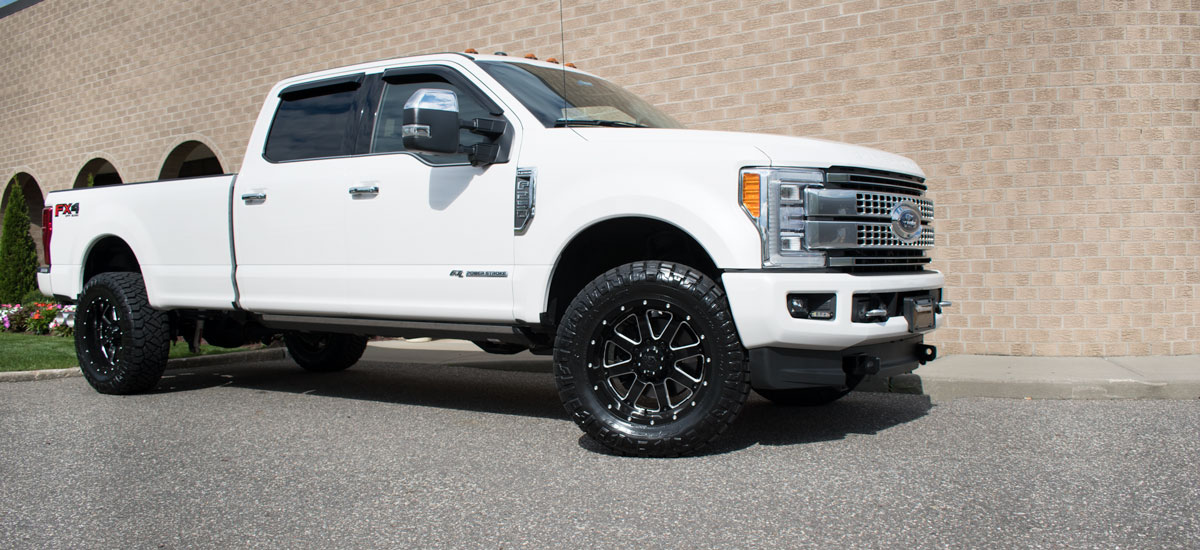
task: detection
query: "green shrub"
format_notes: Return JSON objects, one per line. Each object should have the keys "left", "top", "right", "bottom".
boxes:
{"left": 0, "top": 180, "right": 39, "bottom": 303}
{"left": 20, "top": 289, "right": 48, "bottom": 304}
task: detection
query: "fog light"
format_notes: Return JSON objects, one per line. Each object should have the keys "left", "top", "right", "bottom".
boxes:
{"left": 787, "top": 293, "right": 835, "bottom": 320}
{"left": 780, "top": 235, "right": 803, "bottom": 252}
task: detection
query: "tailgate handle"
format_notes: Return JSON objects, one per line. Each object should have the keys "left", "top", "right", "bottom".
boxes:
{"left": 240, "top": 193, "right": 267, "bottom": 202}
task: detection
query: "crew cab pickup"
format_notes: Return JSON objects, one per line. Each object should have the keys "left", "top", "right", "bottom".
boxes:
{"left": 39, "top": 52, "right": 947, "bottom": 457}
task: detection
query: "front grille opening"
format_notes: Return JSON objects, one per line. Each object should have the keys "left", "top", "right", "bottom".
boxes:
{"left": 828, "top": 249, "right": 931, "bottom": 273}
{"left": 851, "top": 289, "right": 942, "bottom": 321}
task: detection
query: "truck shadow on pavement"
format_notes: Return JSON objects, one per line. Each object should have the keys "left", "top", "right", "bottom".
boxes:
{"left": 576, "top": 393, "right": 934, "bottom": 457}
{"left": 155, "top": 358, "right": 933, "bottom": 456}
{"left": 155, "top": 359, "right": 568, "bottom": 420}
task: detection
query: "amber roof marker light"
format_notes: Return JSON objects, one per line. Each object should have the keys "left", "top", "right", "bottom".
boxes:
{"left": 464, "top": 48, "right": 478, "bottom": 54}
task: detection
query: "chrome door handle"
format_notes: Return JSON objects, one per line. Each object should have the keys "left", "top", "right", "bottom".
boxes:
{"left": 348, "top": 186, "right": 379, "bottom": 195}
{"left": 241, "top": 193, "right": 266, "bottom": 201}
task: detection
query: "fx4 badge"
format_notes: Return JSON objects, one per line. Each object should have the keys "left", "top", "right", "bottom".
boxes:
{"left": 449, "top": 270, "right": 508, "bottom": 278}
{"left": 54, "top": 203, "right": 80, "bottom": 217}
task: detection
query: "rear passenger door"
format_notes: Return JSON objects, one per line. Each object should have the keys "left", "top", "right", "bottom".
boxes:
{"left": 233, "top": 74, "right": 368, "bottom": 315}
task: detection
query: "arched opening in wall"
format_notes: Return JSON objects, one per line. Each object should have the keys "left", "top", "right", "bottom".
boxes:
{"left": 158, "top": 141, "right": 224, "bottom": 180}
{"left": 73, "top": 158, "right": 123, "bottom": 188}
{"left": 1, "top": 173, "right": 47, "bottom": 265}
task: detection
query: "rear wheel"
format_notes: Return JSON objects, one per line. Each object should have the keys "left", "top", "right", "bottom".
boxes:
{"left": 754, "top": 375, "right": 863, "bottom": 407}
{"left": 473, "top": 340, "right": 527, "bottom": 355}
{"left": 555, "top": 261, "right": 749, "bottom": 457}
{"left": 285, "top": 332, "right": 368, "bottom": 372}
{"left": 75, "top": 272, "right": 170, "bottom": 394}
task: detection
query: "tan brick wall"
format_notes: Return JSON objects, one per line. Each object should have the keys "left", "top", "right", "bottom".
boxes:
{"left": 1, "top": 0, "right": 1196, "bottom": 356}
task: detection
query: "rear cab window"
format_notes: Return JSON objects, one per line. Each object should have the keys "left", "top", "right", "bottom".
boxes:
{"left": 263, "top": 74, "right": 365, "bottom": 162}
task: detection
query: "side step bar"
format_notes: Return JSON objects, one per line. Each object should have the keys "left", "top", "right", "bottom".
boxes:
{"left": 257, "top": 314, "right": 530, "bottom": 345}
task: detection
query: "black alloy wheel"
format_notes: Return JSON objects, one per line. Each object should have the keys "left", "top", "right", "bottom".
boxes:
{"left": 75, "top": 272, "right": 171, "bottom": 394}
{"left": 555, "top": 261, "right": 750, "bottom": 457}
{"left": 587, "top": 297, "right": 711, "bottom": 427}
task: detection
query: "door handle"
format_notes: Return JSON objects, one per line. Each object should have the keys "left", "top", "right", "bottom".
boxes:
{"left": 241, "top": 193, "right": 267, "bottom": 202}
{"left": 348, "top": 186, "right": 379, "bottom": 196}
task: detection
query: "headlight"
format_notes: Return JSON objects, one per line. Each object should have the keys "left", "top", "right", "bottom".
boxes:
{"left": 740, "top": 167, "right": 826, "bottom": 268}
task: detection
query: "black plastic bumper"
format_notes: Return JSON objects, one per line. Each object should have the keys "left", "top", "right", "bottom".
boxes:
{"left": 749, "top": 335, "right": 934, "bottom": 390}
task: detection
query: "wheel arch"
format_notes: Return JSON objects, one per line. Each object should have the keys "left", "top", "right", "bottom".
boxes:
{"left": 543, "top": 216, "right": 720, "bottom": 327}
{"left": 82, "top": 234, "right": 142, "bottom": 285}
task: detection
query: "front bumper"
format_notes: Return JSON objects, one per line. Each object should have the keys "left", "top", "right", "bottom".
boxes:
{"left": 721, "top": 270, "right": 945, "bottom": 350}
{"left": 749, "top": 335, "right": 933, "bottom": 390}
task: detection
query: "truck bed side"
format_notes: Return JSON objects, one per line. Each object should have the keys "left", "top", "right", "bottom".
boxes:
{"left": 44, "top": 175, "right": 237, "bottom": 309}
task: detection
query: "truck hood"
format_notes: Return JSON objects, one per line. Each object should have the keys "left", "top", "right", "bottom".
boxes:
{"left": 570, "top": 128, "right": 924, "bottom": 178}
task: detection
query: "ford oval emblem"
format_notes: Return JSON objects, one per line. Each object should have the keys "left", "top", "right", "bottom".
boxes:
{"left": 890, "top": 201, "right": 923, "bottom": 243}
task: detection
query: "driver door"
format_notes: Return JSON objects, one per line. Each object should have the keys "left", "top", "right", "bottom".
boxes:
{"left": 339, "top": 66, "right": 519, "bottom": 322}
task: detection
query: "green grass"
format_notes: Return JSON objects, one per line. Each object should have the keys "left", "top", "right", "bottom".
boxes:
{"left": 0, "top": 332, "right": 262, "bottom": 372}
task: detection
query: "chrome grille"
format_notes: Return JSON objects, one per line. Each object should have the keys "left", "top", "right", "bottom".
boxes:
{"left": 856, "top": 193, "right": 934, "bottom": 220}
{"left": 857, "top": 224, "right": 935, "bottom": 247}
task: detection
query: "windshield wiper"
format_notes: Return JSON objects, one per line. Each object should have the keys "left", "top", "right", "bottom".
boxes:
{"left": 554, "top": 119, "right": 647, "bottom": 128}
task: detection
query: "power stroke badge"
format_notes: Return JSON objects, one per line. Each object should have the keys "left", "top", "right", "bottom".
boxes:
{"left": 449, "top": 270, "right": 508, "bottom": 278}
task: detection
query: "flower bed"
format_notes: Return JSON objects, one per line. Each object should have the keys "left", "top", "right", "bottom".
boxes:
{"left": 1, "top": 302, "right": 75, "bottom": 337}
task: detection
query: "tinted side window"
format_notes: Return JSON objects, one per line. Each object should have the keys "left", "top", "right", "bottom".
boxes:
{"left": 264, "top": 85, "right": 359, "bottom": 162}
{"left": 372, "top": 75, "right": 492, "bottom": 165}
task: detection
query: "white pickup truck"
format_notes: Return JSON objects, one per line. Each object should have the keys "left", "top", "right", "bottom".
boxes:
{"left": 39, "top": 52, "right": 946, "bottom": 456}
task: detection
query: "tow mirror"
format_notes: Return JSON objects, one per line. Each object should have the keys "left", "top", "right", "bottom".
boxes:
{"left": 401, "top": 88, "right": 509, "bottom": 166}
{"left": 402, "top": 88, "right": 460, "bottom": 155}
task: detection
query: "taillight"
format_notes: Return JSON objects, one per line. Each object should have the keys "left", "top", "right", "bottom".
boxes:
{"left": 41, "top": 206, "right": 52, "bottom": 267}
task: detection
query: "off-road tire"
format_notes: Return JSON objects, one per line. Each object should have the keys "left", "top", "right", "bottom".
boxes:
{"left": 75, "top": 272, "right": 171, "bottom": 394}
{"left": 285, "top": 332, "right": 368, "bottom": 372}
{"left": 754, "top": 375, "right": 864, "bottom": 407}
{"left": 554, "top": 261, "right": 749, "bottom": 457}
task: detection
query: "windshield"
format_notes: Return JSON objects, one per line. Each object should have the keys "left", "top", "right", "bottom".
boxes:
{"left": 476, "top": 60, "right": 683, "bottom": 129}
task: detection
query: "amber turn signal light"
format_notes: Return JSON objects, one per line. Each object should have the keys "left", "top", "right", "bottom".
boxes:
{"left": 742, "top": 172, "right": 761, "bottom": 217}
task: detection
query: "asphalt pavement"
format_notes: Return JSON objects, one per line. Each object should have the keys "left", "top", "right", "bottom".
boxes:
{"left": 6, "top": 340, "right": 1198, "bottom": 402}
{"left": 1, "top": 352, "right": 1198, "bottom": 548}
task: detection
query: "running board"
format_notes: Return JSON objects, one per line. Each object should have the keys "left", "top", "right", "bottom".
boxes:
{"left": 257, "top": 314, "right": 529, "bottom": 344}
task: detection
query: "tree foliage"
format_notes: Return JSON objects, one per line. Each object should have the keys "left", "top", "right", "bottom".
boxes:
{"left": 0, "top": 179, "right": 39, "bottom": 303}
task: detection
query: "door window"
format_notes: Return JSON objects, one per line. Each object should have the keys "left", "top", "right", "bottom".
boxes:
{"left": 264, "top": 82, "right": 361, "bottom": 162}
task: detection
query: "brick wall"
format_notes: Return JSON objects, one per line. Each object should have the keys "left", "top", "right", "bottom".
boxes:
{"left": 1, "top": 0, "right": 1196, "bottom": 356}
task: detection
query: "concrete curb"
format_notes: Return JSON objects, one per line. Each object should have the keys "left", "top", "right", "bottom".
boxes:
{"left": 0, "top": 348, "right": 286, "bottom": 383}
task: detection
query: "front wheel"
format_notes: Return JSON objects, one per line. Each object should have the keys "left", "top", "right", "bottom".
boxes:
{"left": 75, "top": 272, "right": 171, "bottom": 394}
{"left": 554, "top": 261, "right": 749, "bottom": 457}
{"left": 284, "top": 332, "right": 368, "bottom": 372}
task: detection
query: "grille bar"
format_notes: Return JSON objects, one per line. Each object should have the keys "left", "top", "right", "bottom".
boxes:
{"left": 804, "top": 221, "right": 934, "bottom": 250}
{"left": 806, "top": 188, "right": 933, "bottom": 220}
{"left": 827, "top": 166, "right": 926, "bottom": 196}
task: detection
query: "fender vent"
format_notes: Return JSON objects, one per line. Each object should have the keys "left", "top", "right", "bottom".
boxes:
{"left": 514, "top": 167, "right": 536, "bottom": 232}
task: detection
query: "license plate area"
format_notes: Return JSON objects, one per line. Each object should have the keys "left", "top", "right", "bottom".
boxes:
{"left": 903, "top": 296, "right": 935, "bottom": 332}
